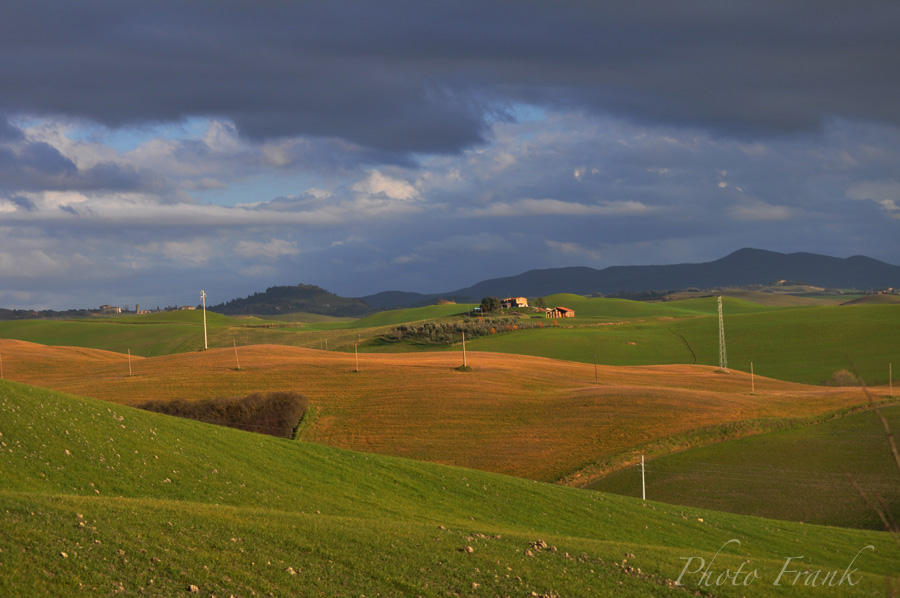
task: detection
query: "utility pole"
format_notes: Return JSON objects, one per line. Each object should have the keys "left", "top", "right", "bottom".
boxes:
{"left": 593, "top": 350, "right": 598, "bottom": 384}
{"left": 201, "top": 290, "right": 208, "bottom": 350}
{"left": 128, "top": 349, "right": 132, "bottom": 377}
{"left": 717, "top": 296, "right": 727, "bottom": 371}
{"left": 751, "top": 362, "right": 755, "bottom": 395}
{"left": 641, "top": 454, "right": 646, "bottom": 500}
{"left": 233, "top": 339, "right": 241, "bottom": 370}
{"left": 462, "top": 331, "right": 467, "bottom": 367}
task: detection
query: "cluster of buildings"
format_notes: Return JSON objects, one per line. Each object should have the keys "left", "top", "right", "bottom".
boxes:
{"left": 497, "top": 297, "right": 575, "bottom": 318}
{"left": 98, "top": 304, "right": 197, "bottom": 315}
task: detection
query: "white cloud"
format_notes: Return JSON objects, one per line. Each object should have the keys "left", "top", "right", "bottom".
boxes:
{"left": 471, "top": 198, "right": 653, "bottom": 217}
{"left": 392, "top": 253, "right": 429, "bottom": 265}
{"left": 729, "top": 201, "right": 794, "bottom": 221}
{"left": 235, "top": 238, "right": 300, "bottom": 259}
{"left": 546, "top": 240, "right": 604, "bottom": 261}
{"left": 492, "top": 152, "right": 516, "bottom": 171}
{"left": 156, "top": 239, "right": 214, "bottom": 267}
{"left": 238, "top": 264, "right": 278, "bottom": 277}
{"left": 0, "top": 235, "right": 96, "bottom": 278}
{"left": 3, "top": 196, "right": 344, "bottom": 228}
{"left": 846, "top": 179, "right": 900, "bottom": 216}
{"left": 0, "top": 249, "right": 65, "bottom": 277}
{"left": 352, "top": 170, "right": 418, "bottom": 200}
{"left": 395, "top": 233, "right": 517, "bottom": 265}
{"left": 29, "top": 191, "right": 92, "bottom": 210}
{"left": 203, "top": 120, "right": 241, "bottom": 154}
{"left": 306, "top": 188, "right": 333, "bottom": 200}
{"left": 330, "top": 235, "right": 364, "bottom": 247}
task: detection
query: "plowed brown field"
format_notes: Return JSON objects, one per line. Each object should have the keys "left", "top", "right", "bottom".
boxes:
{"left": 0, "top": 339, "right": 881, "bottom": 483}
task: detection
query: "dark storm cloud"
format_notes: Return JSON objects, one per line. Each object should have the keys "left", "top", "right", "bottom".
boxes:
{"left": 0, "top": 139, "right": 162, "bottom": 194}
{"left": 2, "top": 1, "right": 898, "bottom": 158}
{"left": 0, "top": 142, "right": 76, "bottom": 189}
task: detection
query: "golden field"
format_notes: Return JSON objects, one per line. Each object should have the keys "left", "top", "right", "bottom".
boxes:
{"left": 0, "top": 338, "right": 884, "bottom": 483}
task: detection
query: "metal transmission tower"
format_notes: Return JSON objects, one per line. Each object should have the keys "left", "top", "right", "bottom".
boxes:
{"left": 717, "top": 296, "right": 727, "bottom": 371}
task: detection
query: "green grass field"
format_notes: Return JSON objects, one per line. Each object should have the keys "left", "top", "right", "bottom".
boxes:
{"left": 589, "top": 406, "right": 900, "bottom": 531}
{"left": 0, "top": 312, "right": 216, "bottom": 356}
{"left": 2, "top": 378, "right": 898, "bottom": 596}
{"left": 540, "top": 294, "right": 781, "bottom": 318}
{"left": 465, "top": 303, "right": 899, "bottom": 386}
{"left": 347, "top": 303, "right": 478, "bottom": 328}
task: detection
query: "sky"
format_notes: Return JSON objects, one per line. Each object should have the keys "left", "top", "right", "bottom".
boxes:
{"left": 1, "top": 1, "right": 899, "bottom": 310}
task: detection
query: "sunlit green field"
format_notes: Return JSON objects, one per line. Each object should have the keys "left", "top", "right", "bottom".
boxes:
{"left": 465, "top": 303, "right": 899, "bottom": 386}
{"left": 2, "top": 378, "right": 898, "bottom": 596}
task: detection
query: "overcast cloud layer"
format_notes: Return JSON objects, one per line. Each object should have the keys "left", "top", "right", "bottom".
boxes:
{"left": 1, "top": 1, "right": 899, "bottom": 309}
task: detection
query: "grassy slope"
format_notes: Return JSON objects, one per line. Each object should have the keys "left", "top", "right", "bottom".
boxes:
{"left": 671, "top": 304, "right": 900, "bottom": 385}
{"left": 665, "top": 290, "right": 873, "bottom": 307}
{"left": 0, "top": 311, "right": 242, "bottom": 357}
{"left": 0, "top": 339, "right": 885, "bottom": 485}
{"left": 0, "top": 305, "right": 482, "bottom": 357}
{"left": 263, "top": 312, "right": 357, "bottom": 323}
{"left": 541, "top": 295, "right": 777, "bottom": 317}
{"left": 1, "top": 379, "right": 897, "bottom": 597}
{"left": 348, "top": 303, "right": 478, "bottom": 328}
{"left": 842, "top": 294, "right": 900, "bottom": 306}
{"left": 665, "top": 291, "right": 834, "bottom": 306}
{"left": 467, "top": 303, "right": 900, "bottom": 386}
{"left": 590, "top": 406, "right": 900, "bottom": 531}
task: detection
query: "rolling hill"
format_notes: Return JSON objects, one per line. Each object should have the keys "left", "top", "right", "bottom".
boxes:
{"left": 209, "top": 283, "right": 372, "bottom": 317}
{"left": 1, "top": 297, "right": 897, "bottom": 386}
{"left": 2, "top": 378, "right": 898, "bottom": 596}
{"left": 364, "top": 248, "right": 900, "bottom": 307}
{"left": 0, "top": 339, "right": 886, "bottom": 484}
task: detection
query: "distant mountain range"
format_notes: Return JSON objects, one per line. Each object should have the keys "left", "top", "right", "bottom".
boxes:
{"left": 197, "top": 248, "right": 900, "bottom": 317}
{"left": 362, "top": 248, "right": 900, "bottom": 308}
{"left": 6, "top": 249, "right": 897, "bottom": 319}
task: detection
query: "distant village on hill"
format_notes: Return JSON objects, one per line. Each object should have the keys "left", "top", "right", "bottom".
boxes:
{"left": 0, "top": 303, "right": 197, "bottom": 320}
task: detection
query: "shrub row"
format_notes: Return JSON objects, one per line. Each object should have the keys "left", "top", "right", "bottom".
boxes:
{"left": 387, "top": 317, "right": 549, "bottom": 344}
{"left": 138, "top": 391, "right": 309, "bottom": 439}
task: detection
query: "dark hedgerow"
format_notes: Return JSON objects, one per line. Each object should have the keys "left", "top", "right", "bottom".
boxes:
{"left": 138, "top": 391, "right": 308, "bottom": 439}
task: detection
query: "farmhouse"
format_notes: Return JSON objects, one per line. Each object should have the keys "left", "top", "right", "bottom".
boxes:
{"left": 546, "top": 306, "right": 575, "bottom": 318}
{"left": 501, "top": 297, "right": 529, "bottom": 309}
{"left": 99, "top": 305, "right": 122, "bottom": 314}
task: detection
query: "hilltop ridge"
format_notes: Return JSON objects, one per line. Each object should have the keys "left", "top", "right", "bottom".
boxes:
{"left": 364, "top": 248, "right": 900, "bottom": 307}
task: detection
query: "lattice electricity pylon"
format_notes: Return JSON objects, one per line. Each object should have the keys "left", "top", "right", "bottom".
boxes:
{"left": 717, "top": 296, "right": 727, "bottom": 371}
